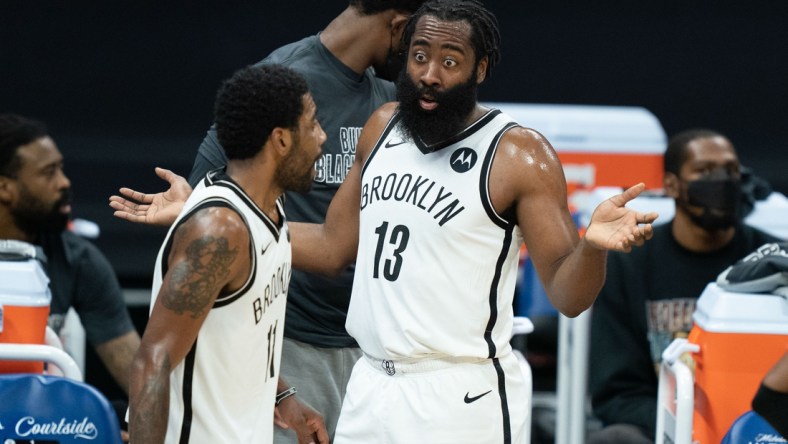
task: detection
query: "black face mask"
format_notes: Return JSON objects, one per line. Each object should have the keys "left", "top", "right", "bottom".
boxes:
{"left": 374, "top": 47, "right": 405, "bottom": 82}
{"left": 683, "top": 169, "right": 743, "bottom": 231}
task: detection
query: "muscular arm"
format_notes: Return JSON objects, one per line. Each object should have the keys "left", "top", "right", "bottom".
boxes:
{"left": 94, "top": 330, "right": 141, "bottom": 395}
{"left": 491, "top": 127, "right": 656, "bottom": 317}
{"left": 128, "top": 208, "right": 249, "bottom": 443}
{"left": 290, "top": 103, "right": 397, "bottom": 276}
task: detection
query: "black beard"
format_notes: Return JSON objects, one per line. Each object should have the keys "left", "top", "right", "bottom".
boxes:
{"left": 11, "top": 187, "right": 71, "bottom": 238}
{"left": 395, "top": 68, "right": 478, "bottom": 146}
{"left": 276, "top": 134, "right": 315, "bottom": 193}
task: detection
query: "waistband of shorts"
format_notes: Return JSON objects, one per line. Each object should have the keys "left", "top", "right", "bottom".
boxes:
{"left": 362, "top": 353, "right": 489, "bottom": 376}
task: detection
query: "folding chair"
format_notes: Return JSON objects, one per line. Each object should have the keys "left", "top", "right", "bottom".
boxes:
{"left": 0, "top": 343, "right": 123, "bottom": 444}
{"left": 655, "top": 283, "right": 788, "bottom": 444}
{"left": 721, "top": 411, "right": 785, "bottom": 444}
{"left": 655, "top": 338, "right": 698, "bottom": 444}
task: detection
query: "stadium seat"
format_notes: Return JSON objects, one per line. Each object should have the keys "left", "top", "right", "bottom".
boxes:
{"left": 0, "top": 344, "right": 123, "bottom": 444}
{"left": 721, "top": 410, "right": 785, "bottom": 444}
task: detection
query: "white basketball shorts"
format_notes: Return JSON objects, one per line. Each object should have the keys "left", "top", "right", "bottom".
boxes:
{"left": 334, "top": 352, "right": 530, "bottom": 444}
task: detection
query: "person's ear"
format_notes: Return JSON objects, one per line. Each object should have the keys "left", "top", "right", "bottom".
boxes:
{"left": 388, "top": 13, "right": 410, "bottom": 54}
{"left": 390, "top": 12, "right": 408, "bottom": 37}
{"left": 0, "top": 176, "right": 17, "bottom": 204}
{"left": 664, "top": 172, "right": 680, "bottom": 199}
{"left": 476, "top": 56, "right": 488, "bottom": 84}
{"left": 270, "top": 127, "right": 292, "bottom": 158}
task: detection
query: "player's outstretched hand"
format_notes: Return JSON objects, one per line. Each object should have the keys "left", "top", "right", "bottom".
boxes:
{"left": 584, "top": 183, "right": 659, "bottom": 253}
{"left": 109, "top": 167, "right": 192, "bottom": 227}
{"left": 274, "top": 396, "right": 329, "bottom": 444}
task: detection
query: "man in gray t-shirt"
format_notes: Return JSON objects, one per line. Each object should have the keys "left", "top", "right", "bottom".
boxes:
{"left": 186, "top": 1, "right": 425, "bottom": 441}
{"left": 1, "top": 114, "right": 140, "bottom": 443}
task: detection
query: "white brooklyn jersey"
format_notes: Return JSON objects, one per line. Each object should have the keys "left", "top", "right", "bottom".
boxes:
{"left": 150, "top": 169, "right": 291, "bottom": 444}
{"left": 348, "top": 109, "right": 523, "bottom": 361}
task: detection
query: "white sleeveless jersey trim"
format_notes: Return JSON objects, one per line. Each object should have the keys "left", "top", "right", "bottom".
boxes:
{"left": 202, "top": 171, "right": 285, "bottom": 241}
{"left": 161, "top": 197, "right": 257, "bottom": 308}
{"left": 349, "top": 110, "right": 524, "bottom": 361}
{"left": 150, "top": 169, "right": 291, "bottom": 444}
{"left": 360, "top": 112, "right": 408, "bottom": 177}
{"left": 479, "top": 118, "right": 521, "bottom": 228}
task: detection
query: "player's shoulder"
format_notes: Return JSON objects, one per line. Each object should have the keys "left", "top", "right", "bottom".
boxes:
{"left": 356, "top": 102, "right": 399, "bottom": 156}
{"left": 178, "top": 203, "right": 250, "bottom": 245}
{"left": 496, "top": 123, "right": 560, "bottom": 167}
{"left": 500, "top": 124, "right": 552, "bottom": 151}
{"left": 371, "top": 101, "right": 399, "bottom": 121}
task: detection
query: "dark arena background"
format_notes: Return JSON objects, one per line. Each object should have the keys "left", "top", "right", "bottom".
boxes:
{"left": 3, "top": 0, "right": 788, "bottom": 403}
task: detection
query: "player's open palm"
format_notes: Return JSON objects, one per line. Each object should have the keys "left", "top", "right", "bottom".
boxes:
{"left": 109, "top": 167, "right": 191, "bottom": 226}
{"left": 584, "top": 183, "right": 659, "bottom": 252}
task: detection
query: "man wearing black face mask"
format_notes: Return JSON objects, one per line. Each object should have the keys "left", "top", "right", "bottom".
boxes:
{"left": 588, "top": 129, "right": 782, "bottom": 444}
{"left": 679, "top": 163, "right": 743, "bottom": 231}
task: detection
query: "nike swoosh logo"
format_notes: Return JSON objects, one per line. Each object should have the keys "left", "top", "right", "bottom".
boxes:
{"left": 464, "top": 390, "right": 492, "bottom": 404}
{"left": 385, "top": 139, "right": 407, "bottom": 148}
{"left": 261, "top": 242, "right": 272, "bottom": 255}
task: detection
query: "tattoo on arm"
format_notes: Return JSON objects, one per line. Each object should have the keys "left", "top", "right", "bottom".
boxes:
{"left": 130, "top": 354, "right": 172, "bottom": 443}
{"left": 164, "top": 232, "right": 239, "bottom": 319}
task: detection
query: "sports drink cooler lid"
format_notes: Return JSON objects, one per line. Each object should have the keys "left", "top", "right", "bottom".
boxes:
{"left": 0, "top": 240, "right": 51, "bottom": 307}
{"left": 693, "top": 283, "right": 788, "bottom": 335}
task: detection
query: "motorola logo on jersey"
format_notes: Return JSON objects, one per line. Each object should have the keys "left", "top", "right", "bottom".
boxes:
{"left": 450, "top": 148, "right": 477, "bottom": 173}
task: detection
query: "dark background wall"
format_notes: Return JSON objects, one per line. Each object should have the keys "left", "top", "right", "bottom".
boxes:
{"left": 3, "top": 1, "right": 788, "bottom": 286}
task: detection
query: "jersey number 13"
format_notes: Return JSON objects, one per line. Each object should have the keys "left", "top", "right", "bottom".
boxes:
{"left": 373, "top": 221, "right": 410, "bottom": 281}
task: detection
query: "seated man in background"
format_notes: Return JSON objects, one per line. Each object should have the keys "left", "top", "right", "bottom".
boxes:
{"left": 0, "top": 114, "right": 140, "bottom": 399}
{"left": 588, "top": 128, "right": 781, "bottom": 443}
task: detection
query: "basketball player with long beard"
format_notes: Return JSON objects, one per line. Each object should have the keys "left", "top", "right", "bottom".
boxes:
{"left": 288, "top": 1, "right": 658, "bottom": 442}
{"left": 110, "top": 1, "right": 658, "bottom": 442}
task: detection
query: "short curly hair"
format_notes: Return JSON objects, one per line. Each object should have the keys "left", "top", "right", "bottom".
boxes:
{"left": 214, "top": 64, "right": 309, "bottom": 160}
{"left": 0, "top": 114, "right": 49, "bottom": 178}
{"left": 349, "top": 0, "right": 426, "bottom": 15}
{"left": 664, "top": 128, "right": 726, "bottom": 175}
{"left": 402, "top": 0, "right": 501, "bottom": 78}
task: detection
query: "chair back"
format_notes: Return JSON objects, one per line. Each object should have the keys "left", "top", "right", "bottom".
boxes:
{"left": 721, "top": 410, "right": 785, "bottom": 444}
{"left": 0, "top": 373, "right": 123, "bottom": 443}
